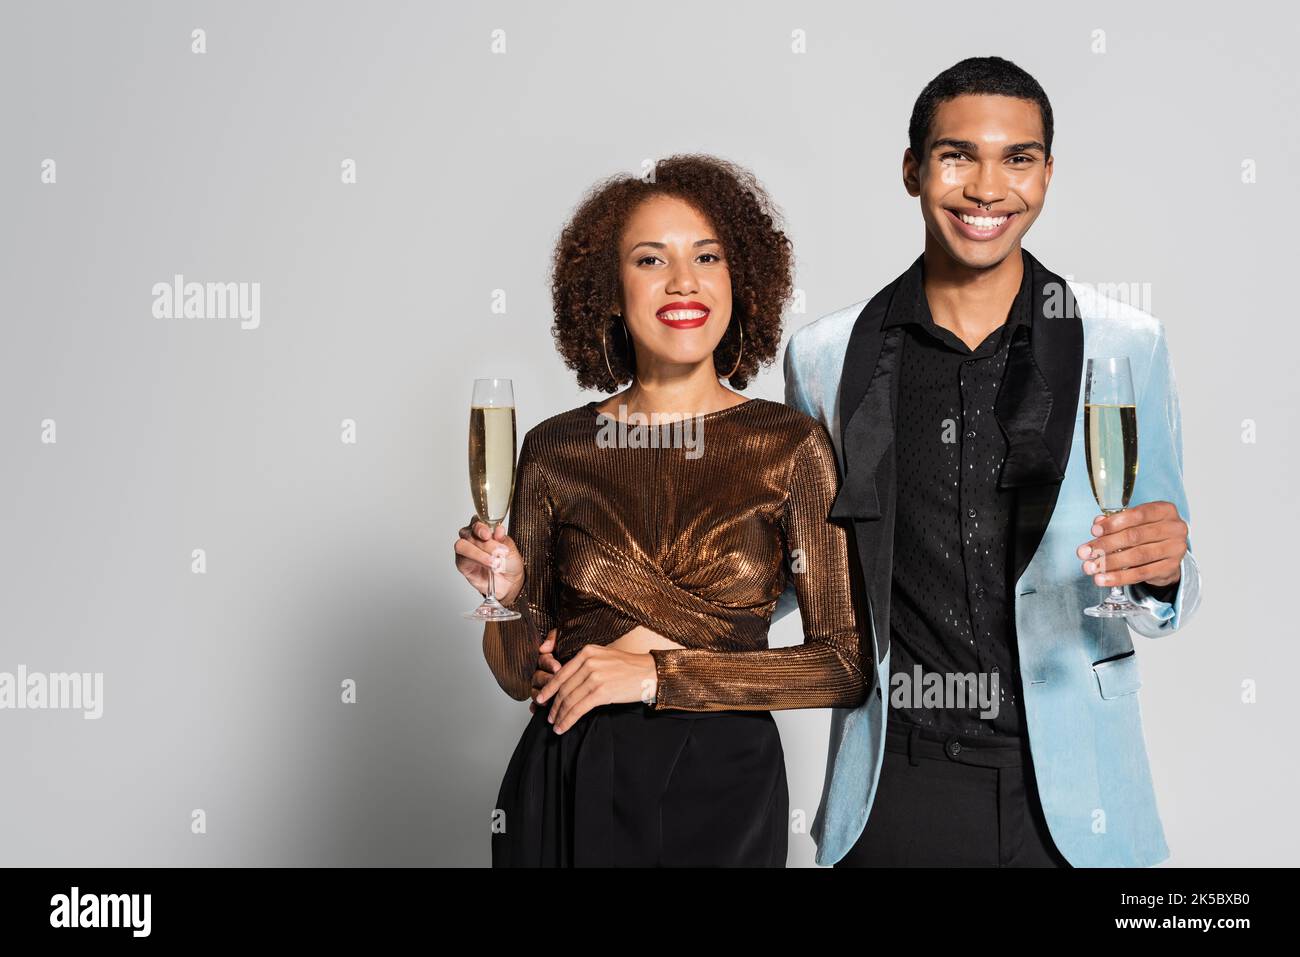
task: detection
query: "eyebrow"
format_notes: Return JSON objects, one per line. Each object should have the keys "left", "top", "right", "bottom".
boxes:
{"left": 930, "top": 138, "right": 1046, "bottom": 155}
{"left": 629, "top": 239, "right": 721, "bottom": 252}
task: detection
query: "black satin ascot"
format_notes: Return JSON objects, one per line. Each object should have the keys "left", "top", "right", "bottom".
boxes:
{"left": 829, "top": 248, "right": 1085, "bottom": 669}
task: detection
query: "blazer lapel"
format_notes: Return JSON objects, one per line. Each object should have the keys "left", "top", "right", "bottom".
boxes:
{"left": 994, "top": 249, "right": 1085, "bottom": 586}
{"left": 827, "top": 268, "right": 911, "bottom": 667}
{"left": 829, "top": 317, "right": 900, "bottom": 523}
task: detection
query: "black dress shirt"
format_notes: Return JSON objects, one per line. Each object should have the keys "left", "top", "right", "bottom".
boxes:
{"left": 884, "top": 253, "right": 1181, "bottom": 739}
{"left": 885, "top": 254, "right": 1033, "bottom": 738}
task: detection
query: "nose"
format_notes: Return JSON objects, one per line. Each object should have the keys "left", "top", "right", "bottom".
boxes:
{"left": 964, "top": 160, "right": 1006, "bottom": 208}
{"left": 666, "top": 256, "right": 700, "bottom": 296}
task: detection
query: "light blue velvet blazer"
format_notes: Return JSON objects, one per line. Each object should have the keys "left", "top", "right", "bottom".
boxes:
{"left": 773, "top": 249, "right": 1202, "bottom": 867}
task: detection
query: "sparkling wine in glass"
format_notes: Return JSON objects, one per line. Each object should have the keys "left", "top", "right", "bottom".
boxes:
{"left": 1083, "top": 356, "right": 1141, "bottom": 618}
{"left": 464, "top": 378, "right": 521, "bottom": 621}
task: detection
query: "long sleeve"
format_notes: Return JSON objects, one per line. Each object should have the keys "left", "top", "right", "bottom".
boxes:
{"left": 767, "top": 329, "right": 815, "bottom": 628}
{"left": 648, "top": 424, "right": 871, "bottom": 712}
{"left": 481, "top": 432, "right": 556, "bottom": 700}
{"left": 1125, "top": 322, "right": 1203, "bottom": 638}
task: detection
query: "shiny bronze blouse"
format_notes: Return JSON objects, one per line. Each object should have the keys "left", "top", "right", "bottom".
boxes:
{"left": 482, "top": 397, "right": 870, "bottom": 712}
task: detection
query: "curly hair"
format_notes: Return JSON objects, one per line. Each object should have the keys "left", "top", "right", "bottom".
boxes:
{"left": 550, "top": 154, "right": 795, "bottom": 392}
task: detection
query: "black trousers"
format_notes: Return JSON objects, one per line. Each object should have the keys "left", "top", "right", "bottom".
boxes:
{"left": 835, "top": 714, "right": 1072, "bottom": 867}
{"left": 493, "top": 700, "right": 788, "bottom": 867}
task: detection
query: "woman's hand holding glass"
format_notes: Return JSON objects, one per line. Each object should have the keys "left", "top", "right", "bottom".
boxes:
{"left": 455, "top": 518, "right": 525, "bottom": 609}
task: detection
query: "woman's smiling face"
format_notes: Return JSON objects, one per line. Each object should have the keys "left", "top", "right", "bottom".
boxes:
{"left": 905, "top": 93, "right": 1054, "bottom": 270}
{"left": 616, "top": 194, "right": 734, "bottom": 373}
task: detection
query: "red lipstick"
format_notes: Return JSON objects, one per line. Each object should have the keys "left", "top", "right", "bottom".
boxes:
{"left": 655, "top": 300, "right": 710, "bottom": 329}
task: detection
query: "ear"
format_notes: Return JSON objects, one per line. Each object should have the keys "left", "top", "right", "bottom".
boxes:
{"left": 902, "top": 148, "right": 921, "bottom": 197}
{"left": 1043, "top": 153, "right": 1054, "bottom": 191}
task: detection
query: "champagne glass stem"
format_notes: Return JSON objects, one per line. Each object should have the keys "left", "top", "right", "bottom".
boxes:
{"left": 485, "top": 522, "right": 500, "bottom": 603}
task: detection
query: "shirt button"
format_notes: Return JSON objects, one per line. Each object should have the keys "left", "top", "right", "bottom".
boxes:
{"left": 975, "top": 585, "right": 986, "bottom": 598}
{"left": 946, "top": 737, "right": 963, "bottom": 757}
{"left": 966, "top": 430, "right": 976, "bottom": 439}
{"left": 967, "top": 508, "right": 977, "bottom": 518}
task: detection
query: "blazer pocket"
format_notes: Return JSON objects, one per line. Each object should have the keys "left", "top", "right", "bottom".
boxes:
{"left": 1092, "top": 649, "right": 1141, "bottom": 700}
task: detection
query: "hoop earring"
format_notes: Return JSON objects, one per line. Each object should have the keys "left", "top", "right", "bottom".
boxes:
{"left": 602, "top": 314, "right": 633, "bottom": 389}
{"left": 722, "top": 320, "right": 745, "bottom": 380}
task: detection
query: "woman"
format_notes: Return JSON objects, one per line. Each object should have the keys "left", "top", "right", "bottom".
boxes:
{"left": 454, "top": 154, "right": 869, "bottom": 867}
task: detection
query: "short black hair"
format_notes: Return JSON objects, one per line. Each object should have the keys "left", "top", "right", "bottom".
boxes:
{"left": 908, "top": 56, "right": 1054, "bottom": 161}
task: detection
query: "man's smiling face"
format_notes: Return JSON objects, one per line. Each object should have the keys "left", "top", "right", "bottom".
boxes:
{"left": 904, "top": 93, "right": 1054, "bottom": 270}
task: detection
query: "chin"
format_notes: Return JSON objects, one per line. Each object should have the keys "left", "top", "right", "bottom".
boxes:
{"left": 952, "top": 246, "right": 1010, "bottom": 270}
{"left": 941, "top": 235, "right": 1019, "bottom": 270}
{"left": 646, "top": 342, "right": 711, "bottom": 368}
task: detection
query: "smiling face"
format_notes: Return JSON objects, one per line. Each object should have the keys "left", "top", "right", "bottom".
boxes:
{"left": 616, "top": 194, "right": 733, "bottom": 372}
{"left": 904, "top": 94, "right": 1053, "bottom": 270}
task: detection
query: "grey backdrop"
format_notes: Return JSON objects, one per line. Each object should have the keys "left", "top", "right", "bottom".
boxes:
{"left": 2, "top": 0, "right": 1295, "bottom": 867}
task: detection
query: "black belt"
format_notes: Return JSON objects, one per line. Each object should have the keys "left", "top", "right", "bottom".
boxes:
{"left": 885, "top": 717, "right": 1030, "bottom": 768}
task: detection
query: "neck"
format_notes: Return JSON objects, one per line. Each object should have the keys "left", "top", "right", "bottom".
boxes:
{"left": 921, "top": 236, "right": 1025, "bottom": 350}
{"left": 602, "top": 359, "right": 742, "bottom": 418}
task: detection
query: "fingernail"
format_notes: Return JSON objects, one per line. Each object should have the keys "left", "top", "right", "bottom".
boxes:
{"left": 1084, "top": 561, "right": 1095, "bottom": 573}
{"left": 491, "top": 557, "right": 502, "bottom": 570}
{"left": 1091, "top": 525, "right": 1103, "bottom": 536}
{"left": 1076, "top": 544, "right": 1090, "bottom": 558}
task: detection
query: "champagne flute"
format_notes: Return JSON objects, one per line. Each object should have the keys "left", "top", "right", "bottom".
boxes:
{"left": 464, "top": 378, "right": 521, "bottom": 621}
{"left": 1082, "top": 357, "right": 1141, "bottom": 618}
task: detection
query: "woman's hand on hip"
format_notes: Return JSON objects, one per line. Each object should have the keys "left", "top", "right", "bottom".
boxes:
{"left": 535, "top": 643, "right": 658, "bottom": 734}
{"left": 454, "top": 516, "right": 524, "bottom": 607}
{"left": 528, "top": 629, "right": 562, "bottom": 714}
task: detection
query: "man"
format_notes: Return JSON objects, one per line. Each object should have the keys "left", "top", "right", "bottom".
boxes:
{"left": 776, "top": 56, "right": 1201, "bottom": 866}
